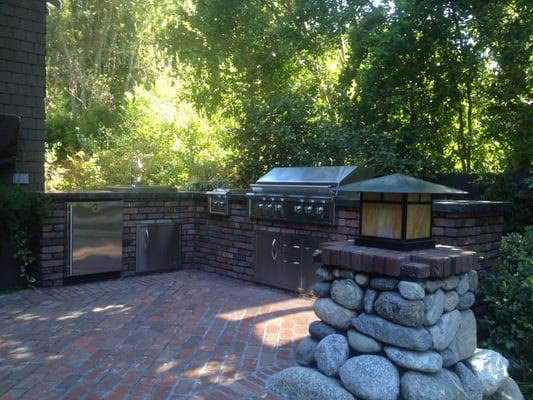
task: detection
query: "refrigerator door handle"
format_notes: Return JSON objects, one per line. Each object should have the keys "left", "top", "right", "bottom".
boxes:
{"left": 67, "top": 203, "right": 73, "bottom": 276}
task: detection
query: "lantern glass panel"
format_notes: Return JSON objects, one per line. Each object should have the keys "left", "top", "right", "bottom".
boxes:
{"left": 365, "top": 192, "right": 381, "bottom": 201}
{"left": 362, "top": 203, "right": 402, "bottom": 239}
{"left": 420, "top": 194, "right": 431, "bottom": 202}
{"left": 408, "top": 194, "right": 420, "bottom": 202}
{"left": 383, "top": 193, "right": 402, "bottom": 202}
{"left": 406, "top": 203, "right": 431, "bottom": 239}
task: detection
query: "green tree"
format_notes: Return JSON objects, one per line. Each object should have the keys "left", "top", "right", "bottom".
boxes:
{"left": 45, "top": 0, "right": 532, "bottom": 191}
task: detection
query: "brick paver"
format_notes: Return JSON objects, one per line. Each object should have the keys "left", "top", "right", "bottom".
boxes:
{"left": 0, "top": 271, "right": 316, "bottom": 399}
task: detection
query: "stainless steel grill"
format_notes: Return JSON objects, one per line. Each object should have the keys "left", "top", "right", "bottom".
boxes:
{"left": 247, "top": 166, "right": 374, "bottom": 225}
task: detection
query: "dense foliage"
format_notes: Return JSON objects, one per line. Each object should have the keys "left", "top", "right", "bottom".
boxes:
{"left": 0, "top": 185, "right": 49, "bottom": 285}
{"left": 45, "top": 0, "right": 532, "bottom": 190}
{"left": 481, "top": 226, "right": 533, "bottom": 394}
{"left": 479, "top": 174, "right": 533, "bottom": 233}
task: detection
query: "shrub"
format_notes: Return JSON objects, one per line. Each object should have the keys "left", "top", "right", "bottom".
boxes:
{"left": 479, "top": 174, "right": 533, "bottom": 233}
{"left": 0, "top": 185, "right": 49, "bottom": 286}
{"left": 481, "top": 226, "right": 533, "bottom": 393}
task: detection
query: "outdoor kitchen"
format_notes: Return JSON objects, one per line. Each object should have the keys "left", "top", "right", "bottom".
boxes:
{"left": 35, "top": 167, "right": 506, "bottom": 295}
{"left": 0, "top": 1, "right": 530, "bottom": 399}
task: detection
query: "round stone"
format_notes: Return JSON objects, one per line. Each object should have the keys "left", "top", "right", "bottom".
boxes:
{"left": 268, "top": 366, "right": 356, "bottom": 400}
{"left": 364, "top": 288, "right": 378, "bottom": 314}
{"left": 313, "top": 282, "right": 332, "bottom": 298}
{"left": 398, "top": 281, "right": 425, "bottom": 300}
{"left": 428, "top": 310, "right": 461, "bottom": 350}
{"left": 314, "top": 334, "right": 350, "bottom": 377}
{"left": 339, "top": 355, "right": 400, "bottom": 400}
{"left": 456, "top": 310, "right": 477, "bottom": 358}
{"left": 423, "top": 289, "right": 445, "bottom": 325}
{"left": 316, "top": 266, "right": 334, "bottom": 281}
{"left": 384, "top": 346, "right": 442, "bottom": 372}
{"left": 309, "top": 321, "right": 339, "bottom": 340}
{"left": 441, "top": 275, "right": 460, "bottom": 290}
{"left": 454, "top": 361, "right": 483, "bottom": 400}
{"left": 330, "top": 279, "right": 364, "bottom": 310}
{"left": 457, "top": 292, "right": 476, "bottom": 310}
{"left": 444, "top": 290, "right": 460, "bottom": 312}
{"left": 465, "top": 349, "right": 509, "bottom": 396}
{"left": 370, "top": 277, "right": 399, "bottom": 290}
{"left": 374, "top": 291, "right": 425, "bottom": 327}
{"left": 333, "top": 268, "right": 355, "bottom": 279}
{"left": 425, "top": 279, "right": 443, "bottom": 293}
{"left": 401, "top": 369, "right": 467, "bottom": 400}
{"left": 354, "top": 273, "right": 369, "bottom": 286}
{"left": 490, "top": 377, "right": 524, "bottom": 400}
{"left": 295, "top": 336, "right": 318, "bottom": 366}
{"left": 347, "top": 329, "right": 382, "bottom": 353}
{"left": 440, "top": 309, "right": 477, "bottom": 367}
{"left": 468, "top": 270, "right": 479, "bottom": 292}
{"left": 314, "top": 298, "right": 357, "bottom": 329}
{"left": 456, "top": 274, "right": 470, "bottom": 295}
{"left": 352, "top": 313, "right": 432, "bottom": 351}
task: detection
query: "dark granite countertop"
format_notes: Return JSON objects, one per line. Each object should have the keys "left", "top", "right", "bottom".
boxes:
{"left": 40, "top": 191, "right": 510, "bottom": 213}
{"left": 42, "top": 190, "right": 206, "bottom": 201}
{"left": 433, "top": 200, "right": 511, "bottom": 213}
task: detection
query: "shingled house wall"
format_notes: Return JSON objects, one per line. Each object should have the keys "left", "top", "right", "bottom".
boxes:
{"left": 0, "top": 0, "right": 47, "bottom": 190}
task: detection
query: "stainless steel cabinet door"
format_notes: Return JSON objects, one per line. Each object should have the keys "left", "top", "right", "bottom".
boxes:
{"left": 255, "top": 231, "right": 299, "bottom": 291}
{"left": 136, "top": 223, "right": 181, "bottom": 273}
{"left": 255, "top": 231, "right": 324, "bottom": 293}
{"left": 67, "top": 201, "right": 123, "bottom": 276}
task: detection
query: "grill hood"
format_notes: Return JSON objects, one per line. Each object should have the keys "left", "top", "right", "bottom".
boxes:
{"left": 250, "top": 166, "right": 374, "bottom": 196}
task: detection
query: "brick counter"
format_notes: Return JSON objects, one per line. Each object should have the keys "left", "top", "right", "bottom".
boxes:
{"left": 35, "top": 193, "right": 508, "bottom": 289}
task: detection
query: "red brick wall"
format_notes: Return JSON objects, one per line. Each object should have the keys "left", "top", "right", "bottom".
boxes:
{"left": 432, "top": 201, "right": 507, "bottom": 282}
{"left": 192, "top": 199, "right": 359, "bottom": 280}
{"left": 35, "top": 198, "right": 66, "bottom": 286}
{"left": 122, "top": 198, "right": 202, "bottom": 275}
{"left": 36, "top": 195, "right": 507, "bottom": 288}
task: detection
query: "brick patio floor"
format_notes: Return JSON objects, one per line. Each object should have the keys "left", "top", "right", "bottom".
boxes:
{"left": 0, "top": 270, "right": 317, "bottom": 399}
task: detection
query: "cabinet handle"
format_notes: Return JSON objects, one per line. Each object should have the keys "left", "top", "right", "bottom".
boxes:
{"left": 145, "top": 228, "right": 150, "bottom": 249}
{"left": 271, "top": 238, "right": 278, "bottom": 261}
{"left": 68, "top": 204, "right": 73, "bottom": 276}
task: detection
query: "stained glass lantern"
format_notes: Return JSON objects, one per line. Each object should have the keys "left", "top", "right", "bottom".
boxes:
{"left": 338, "top": 174, "right": 467, "bottom": 250}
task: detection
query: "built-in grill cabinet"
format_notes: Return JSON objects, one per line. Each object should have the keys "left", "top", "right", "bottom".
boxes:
{"left": 255, "top": 230, "right": 324, "bottom": 293}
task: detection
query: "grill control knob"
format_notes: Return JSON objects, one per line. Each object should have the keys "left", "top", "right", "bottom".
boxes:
{"left": 258, "top": 203, "right": 264, "bottom": 210}
{"left": 316, "top": 206, "right": 324, "bottom": 215}
{"left": 294, "top": 205, "right": 303, "bottom": 214}
{"left": 305, "top": 206, "right": 313, "bottom": 214}
{"left": 266, "top": 204, "right": 273, "bottom": 211}
{"left": 275, "top": 204, "right": 282, "bottom": 212}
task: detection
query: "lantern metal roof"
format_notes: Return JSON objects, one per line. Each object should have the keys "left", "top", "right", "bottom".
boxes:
{"left": 338, "top": 173, "right": 468, "bottom": 194}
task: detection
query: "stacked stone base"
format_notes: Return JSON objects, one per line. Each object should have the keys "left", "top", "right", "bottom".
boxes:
{"left": 269, "top": 243, "right": 524, "bottom": 400}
